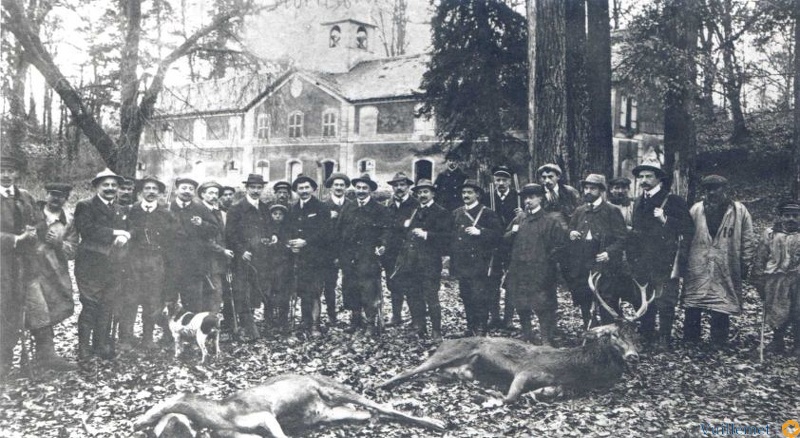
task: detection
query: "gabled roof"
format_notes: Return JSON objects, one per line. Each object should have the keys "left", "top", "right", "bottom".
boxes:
{"left": 320, "top": 18, "right": 377, "bottom": 28}
{"left": 155, "top": 73, "right": 277, "bottom": 117}
{"left": 312, "top": 53, "right": 429, "bottom": 102}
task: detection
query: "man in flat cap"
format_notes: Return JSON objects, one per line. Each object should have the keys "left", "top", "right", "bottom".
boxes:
{"left": 752, "top": 201, "right": 800, "bottom": 357}
{"left": 0, "top": 155, "right": 38, "bottom": 373}
{"left": 392, "top": 179, "right": 452, "bottom": 341}
{"left": 434, "top": 152, "right": 468, "bottom": 212}
{"left": 682, "top": 175, "right": 755, "bottom": 347}
{"left": 198, "top": 181, "right": 234, "bottom": 313}
{"left": 384, "top": 172, "right": 418, "bottom": 327}
{"left": 451, "top": 179, "right": 502, "bottom": 336}
{"left": 287, "top": 174, "right": 332, "bottom": 336}
{"left": 505, "top": 183, "right": 567, "bottom": 345}
{"left": 608, "top": 177, "right": 634, "bottom": 230}
{"left": 226, "top": 174, "right": 271, "bottom": 340}
{"left": 271, "top": 180, "right": 292, "bottom": 207}
{"left": 565, "top": 174, "right": 628, "bottom": 327}
{"left": 73, "top": 169, "right": 130, "bottom": 360}
{"left": 337, "top": 174, "right": 390, "bottom": 335}
{"left": 167, "top": 176, "right": 220, "bottom": 316}
{"left": 488, "top": 165, "right": 522, "bottom": 329}
{"left": 118, "top": 176, "right": 176, "bottom": 351}
{"left": 628, "top": 160, "right": 693, "bottom": 349}
{"left": 537, "top": 163, "right": 581, "bottom": 224}
{"left": 321, "top": 173, "right": 352, "bottom": 324}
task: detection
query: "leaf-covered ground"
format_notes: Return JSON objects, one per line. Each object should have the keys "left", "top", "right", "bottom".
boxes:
{"left": 1, "top": 274, "right": 798, "bottom": 438}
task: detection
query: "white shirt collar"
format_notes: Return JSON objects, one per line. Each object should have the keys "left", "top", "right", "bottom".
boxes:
{"left": 246, "top": 196, "right": 260, "bottom": 209}
{"left": 0, "top": 185, "right": 13, "bottom": 198}
{"left": 331, "top": 194, "right": 345, "bottom": 206}
{"left": 141, "top": 200, "right": 158, "bottom": 211}
{"left": 528, "top": 206, "right": 542, "bottom": 215}
{"left": 591, "top": 197, "right": 603, "bottom": 208}
{"left": 420, "top": 200, "right": 434, "bottom": 208}
{"left": 358, "top": 196, "right": 371, "bottom": 206}
{"left": 43, "top": 207, "right": 62, "bottom": 225}
{"left": 551, "top": 185, "right": 560, "bottom": 194}
{"left": 395, "top": 193, "right": 410, "bottom": 204}
{"left": 644, "top": 184, "right": 662, "bottom": 198}
{"left": 203, "top": 201, "right": 218, "bottom": 211}
{"left": 465, "top": 201, "right": 479, "bottom": 210}
{"left": 97, "top": 194, "right": 114, "bottom": 206}
{"left": 496, "top": 188, "right": 509, "bottom": 199}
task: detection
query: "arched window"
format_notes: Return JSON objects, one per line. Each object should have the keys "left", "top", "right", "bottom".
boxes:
{"left": 356, "top": 26, "right": 368, "bottom": 50}
{"left": 256, "top": 160, "right": 270, "bottom": 179}
{"left": 329, "top": 25, "right": 341, "bottom": 48}
{"left": 322, "top": 110, "right": 337, "bottom": 137}
{"left": 413, "top": 159, "right": 433, "bottom": 182}
{"left": 288, "top": 111, "right": 303, "bottom": 138}
{"left": 256, "top": 113, "right": 270, "bottom": 140}
{"left": 359, "top": 106, "right": 378, "bottom": 137}
{"left": 287, "top": 160, "right": 302, "bottom": 182}
{"left": 320, "top": 160, "right": 336, "bottom": 182}
{"left": 357, "top": 158, "right": 376, "bottom": 178}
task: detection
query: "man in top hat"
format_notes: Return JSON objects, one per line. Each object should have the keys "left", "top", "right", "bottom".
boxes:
{"left": 226, "top": 174, "right": 271, "bottom": 340}
{"left": 321, "top": 172, "right": 352, "bottom": 324}
{"left": 537, "top": 163, "right": 581, "bottom": 224}
{"left": 219, "top": 186, "right": 237, "bottom": 213}
{"left": 628, "top": 159, "right": 693, "bottom": 348}
{"left": 608, "top": 177, "right": 634, "bottom": 230}
{"left": 0, "top": 155, "right": 38, "bottom": 373}
{"left": 451, "top": 179, "right": 503, "bottom": 336}
{"left": 392, "top": 179, "right": 452, "bottom": 341}
{"left": 504, "top": 183, "right": 567, "bottom": 345}
{"left": 73, "top": 168, "right": 130, "bottom": 360}
{"left": 337, "top": 174, "right": 390, "bottom": 335}
{"left": 118, "top": 175, "right": 176, "bottom": 351}
{"left": 565, "top": 174, "right": 628, "bottom": 327}
{"left": 117, "top": 177, "right": 136, "bottom": 207}
{"left": 24, "top": 182, "right": 79, "bottom": 369}
{"left": 682, "top": 175, "right": 755, "bottom": 347}
{"left": 751, "top": 200, "right": 800, "bottom": 357}
{"left": 198, "top": 181, "right": 234, "bottom": 313}
{"left": 384, "top": 172, "right": 418, "bottom": 327}
{"left": 287, "top": 174, "right": 332, "bottom": 336}
{"left": 167, "top": 176, "right": 220, "bottom": 315}
{"left": 434, "top": 152, "right": 468, "bottom": 212}
{"left": 488, "top": 165, "right": 523, "bottom": 329}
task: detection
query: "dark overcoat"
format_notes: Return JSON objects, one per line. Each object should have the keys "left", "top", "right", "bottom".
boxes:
{"left": 383, "top": 195, "right": 419, "bottom": 273}
{"left": 542, "top": 183, "right": 581, "bottom": 223}
{"left": 450, "top": 204, "right": 503, "bottom": 279}
{"left": 287, "top": 196, "right": 331, "bottom": 290}
{"left": 169, "top": 199, "right": 220, "bottom": 276}
{"left": 566, "top": 201, "right": 628, "bottom": 276}
{"left": 392, "top": 203, "right": 452, "bottom": 280}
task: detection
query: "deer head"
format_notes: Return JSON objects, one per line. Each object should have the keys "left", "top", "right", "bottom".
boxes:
{"left": 585, "top": 322, "right": 641, "bottom": 360}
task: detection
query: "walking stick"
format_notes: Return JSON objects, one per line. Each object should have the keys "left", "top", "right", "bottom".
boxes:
{"left": 759, "top": 304, "right": 767, "bottom": 363}
{"left": 19, "top": 310, "right": 32, "bottom": 376}
{"left": 226, "top": 270, "right": 239, "bottom": 338}
{"left": 290, "top": 252, "right": 300, "bottom": 331}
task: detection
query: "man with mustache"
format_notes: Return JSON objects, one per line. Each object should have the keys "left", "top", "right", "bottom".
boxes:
{"left": 219, "top": 186, "right": 236, "bottom": 212}
{"left": 198, "top": 181, "right": 233, "bottom": 314}
{"left": 433, "top": 152, "right": 468, "bottom": 212}
{"left": 537, "top": 163, "right": 581, "bottom": 224}
{"left": 117, "top": 177, "right": 136, "bottom": 207}
{"left": 608, "top": 177, "right": 633, "bottom": 230}
{"left": 682, "top": 175, "right": 755, "bottom": 347}
{"left": 322, "top": 173, "right": 352, "bottom": 325}
{"left": 118, "top": 176, "right": 175, "bottom": 351}
{"left": 487, "top": 166, "right": 522, "bottom": 330}
{"left": 451, "top": 180, "right": 502, "bottom": 336}
{"left": 628, "top": 160, "right": 693, "bottom": 349}
{"left": 565, "top": 174, "right": 627, "bottom": 327}
{"left": 73, "top": 169, "right": 130, "bottom": 360}
{"left": 752, "top": 201, "right": 800, "bottom": 357}
{"left": 384, "top": 172, "right": 418, "bottom": 327}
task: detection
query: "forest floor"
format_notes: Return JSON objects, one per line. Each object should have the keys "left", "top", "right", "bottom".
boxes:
{"left": 0, "top": 270, "right": 798, "bottom": 437}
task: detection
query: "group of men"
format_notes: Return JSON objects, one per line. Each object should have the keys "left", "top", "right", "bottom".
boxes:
{"left": 2, "top": 151, "right": 798, "bottom": 376}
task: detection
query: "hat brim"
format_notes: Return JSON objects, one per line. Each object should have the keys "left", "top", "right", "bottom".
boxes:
{"left": 137, "top": 179, "right": 166, "bottom": 193}
{"left": 324, "top": 175, "right": 351, "bottom": 189}
{"left": 580, "top": 181, "right": 606, "bottom": 191}
{"left": 292, "top": 177, "right": 318, "bottom": 191}
{"left": 492, "top": 171, "right": 513, "bottom": 179}
{"left": 388, "top": 177, "right": 414, "bottom": 186}
{"left": 459, "top": 183, "right": 483, "bottom": 193}
{"left": 411, "top": 184, "right": 435, "bottom": 192}
{"left": 536, "top": 165, "right": 562, "bottom": 176}
{"left": 351, "top": 178, "right": 378, "bottom": 192}
{"left": 92, "top": 175, "right": 125, "bottom": 187}
{"left": 631, "top": 165, "right": 666, "bottom": 178}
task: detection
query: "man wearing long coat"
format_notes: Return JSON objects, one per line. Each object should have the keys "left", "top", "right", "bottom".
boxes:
{"left": 321, "top": 174, "right": 351, "bottom": 324}
{"left": 505, "top": 184, "right": 567, "bottom": 346}
{"left": 337, "top": 174, "right": 390, "bottom": 335}
{"left": 384, "top": 172, "right": 418, "bottom": 326}
{"left": 682, "top": 175, "right": 755, "bottom": 345}
{"left": 451, "top": 180, "right": 502, "bottom": 336}
{"left": 487, "top": 166, "right": 521, "bottom": 329}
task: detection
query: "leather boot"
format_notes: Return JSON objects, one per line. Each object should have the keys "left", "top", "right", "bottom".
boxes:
{"left": 539, "top": 313, "right": 558, "bottom": 347}
{"left": 32, "top": 326, "right": 76, "bottom": 371}
{"left": 791, "top": 323, "right": 800, "bottom": 358}
{"left": 519, "top": 315, "right": 534, "bottom": 344}
{"left": 77, "top": 304, "right": 96, "bottom": 361}
{"left": 658, "top": 310, "right": 675, "bottom": 350}
{"left": 430, "top": 309, "right": 443, "bottom": 342}
{"left": 94, "top": 306, "right": 115, "bottom": 360}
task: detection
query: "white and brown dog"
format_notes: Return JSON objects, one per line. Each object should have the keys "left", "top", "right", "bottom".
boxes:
{"left": 162, "top": 302, "right": 220, "bottom": 364}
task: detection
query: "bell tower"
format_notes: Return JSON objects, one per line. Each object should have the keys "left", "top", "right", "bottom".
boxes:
{"left": 314, "top": 19, "right": 379, "bottom": 73}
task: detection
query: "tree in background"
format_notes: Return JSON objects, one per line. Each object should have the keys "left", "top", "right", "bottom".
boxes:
{"left": 421, "top": 0, "right": 528, "bottom": 174}
{"left": 374, "top": 0, "right": 409, "bottom": 57}
{"left": 586, "top": 0, "right": 613, "bottom": 178}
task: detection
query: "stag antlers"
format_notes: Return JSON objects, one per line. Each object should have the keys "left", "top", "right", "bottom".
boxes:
{"left": 587, "top": 271, "right": 654, "bottom": 322}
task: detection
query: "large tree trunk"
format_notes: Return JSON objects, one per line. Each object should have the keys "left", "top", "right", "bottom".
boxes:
{"left": 586, "top": 0, "right": 613, "bottom": 178}
{"left": 793, "top": 4, "right": 800, "bottom": 198}
{"left": 565, "top": 0, "right": 588, "bottom": 183}
{"left": 663, "top": 0, "right": 699, "bottom": 202}
{"left": 712, "top": 0, "right": 748, "bottom": 143}
{"left": 527, "top": 0, "right": 567, "bottom": 182}
{"left": 6, "top": 41, "right": 29, "bottom": 161}
{"left": 116, "top": 0, "right": 144, "bottom": 177}
{"left": 699, "top": 19, "right": 716, "bottom": 120}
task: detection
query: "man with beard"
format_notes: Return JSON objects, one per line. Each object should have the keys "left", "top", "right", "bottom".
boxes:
{"left": 628, "top": 160, "right": 693, "bottom": 349}
{"left": 384, "top": 172, "right": 417, "bottom": 327}
{"left": 287, "top": 175, "right": 331, "bottom": 337}
{"left": 392, "top": 179, "right": 452, "bottom": 341}
{"left": 337, "top": 174, "right": 389, "bottom": 335}
{"left": 0, "top": 156, "right": 38, "bottom": 374}
{"left": 226, "top": 174, "right": 271, "bottom": 340}
{"left": 537, "top": 163, "right": 581, "bottom": 224}
{"left": 682, "top": 175, "right": 755, "bottom": 347}
{"left": 487, "top": 166, "right": 522, "bottom": 329}
{"left": 505, "top": 184, "right": 567, "bottom": 345}
{"left": 118, "top": 177, "right": 136, "bottom": 207}
{"left": 198, "top": 181, "right": 234, "bottom": 313}
{"left": 118, "top": 176, "right": 175, "bottom": 351}
{"left": 433, "top": 153, "right": 468, "bottom": 212}
{"left": 451, "top": 180, "right": 502, "bottom": 336}
{"left": 608, "top": 177, "right": 633, "bottom": 230}
{"left": 322, "top": 173, "right": 351, "bottom": 324}
{"left": 18, "top": 182, "right": 79, "bottom": 371}
{"left": 219, "top": 186, "right": 236, "bottom": 212}
{"left": 752, "top": 201, "right": 800, "bottom": 357}
{"left": 565, "top": 174, "right": 627, "bottom": 327}
{"left": 168, "top": 177, "right": 219, "bottom": 314}
{"left": 73, "top": 169, "right": 130, "bottom": 360}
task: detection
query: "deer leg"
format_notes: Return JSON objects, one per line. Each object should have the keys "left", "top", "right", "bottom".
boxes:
{"left": 232, "top": 412, "right": 287, "bottom": 438}
{"left": 379, "top": 347, "right": 472, "bottom": 388}
{"left": 318, "top": 405, "right": 372, "bottom": 423}
{"left": 197, "top": 333, "right": 208, "bottom": 364}
{"left": 504, "top": 371, "right": 552, "bottom": 404}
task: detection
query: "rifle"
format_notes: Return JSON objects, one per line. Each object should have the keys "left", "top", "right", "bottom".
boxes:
{"left": 289, "top": 252, "right": 299, "bottom": 330}
{"left": 225, "top": 269, "right": 239, "bottom": 338}
{"left": 489, "top": 183, "right": 496, "bottom": 211}
{"left": 513, "top": 174, "right": 521, "bottom": 210}
{"left": 389, "top": 208, "right": 419, "bottom": 279}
